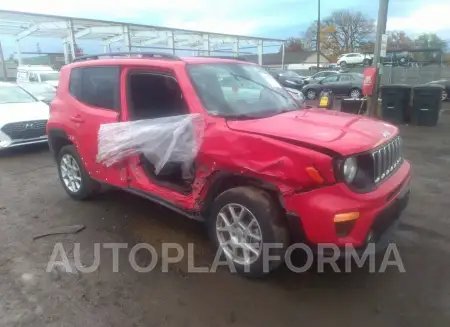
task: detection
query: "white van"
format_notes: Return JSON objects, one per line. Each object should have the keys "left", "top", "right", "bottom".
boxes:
{"left": 16, "top": 65, "right": 60, "bottom": 88}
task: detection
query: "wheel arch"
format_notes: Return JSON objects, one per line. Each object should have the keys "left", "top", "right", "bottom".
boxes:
{"left": 200, "top": 171, "right": 287, "bottom": 221}
{"left": 48, "top": 128, "right": 73, "bottom": 159}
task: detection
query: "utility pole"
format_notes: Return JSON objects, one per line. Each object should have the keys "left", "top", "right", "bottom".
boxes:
{"left": 316, "top": 0, "right": 321, "bottom": 71}
{"left": 368, "top": 0, "right": 390, "bottom": 116}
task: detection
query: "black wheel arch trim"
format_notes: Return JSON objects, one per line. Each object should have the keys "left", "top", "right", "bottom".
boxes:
{"left": 47, "top": 128, "right": 71, "bottom": 158}
{"left": 199, "top": 170, "right": 287, "bottom": 217}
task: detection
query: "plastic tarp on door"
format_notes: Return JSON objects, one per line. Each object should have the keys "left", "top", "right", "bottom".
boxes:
{"left": 96, "top": 114, "right": 205, "bottom": 179}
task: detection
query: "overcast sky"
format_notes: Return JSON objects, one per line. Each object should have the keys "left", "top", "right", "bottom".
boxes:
{"left": 1, "top": 0, "right": 449, "bottom": 39}
{"left": 0, "top": 0, "right": 449, "bottom": 56}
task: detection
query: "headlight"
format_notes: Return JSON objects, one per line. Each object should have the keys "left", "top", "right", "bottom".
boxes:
{"left": 343, "top": 157, "right": 358, "bottom": 183}
{"left": 0, "top": 130, "right": 12, "bottom": 148}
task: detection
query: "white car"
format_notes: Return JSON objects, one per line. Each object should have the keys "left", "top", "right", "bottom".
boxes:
{"left": 337, "top": 53, "right": 373, "bottom": 67}
{"left": 0, "top": 82, "right": 49, "bottom": 150}
{"left": 16, "top": 65, "right": 60, "bottom": 88}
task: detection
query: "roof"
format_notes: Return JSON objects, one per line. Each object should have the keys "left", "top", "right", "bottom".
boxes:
{"left": 241, "top": 50, "right": 329, "bottom": 65}
{"left": 65, "top": 53, "right": 256, "bottom": 70}
{"left": 0, "top": 10, "right": 284, "bottom": 55}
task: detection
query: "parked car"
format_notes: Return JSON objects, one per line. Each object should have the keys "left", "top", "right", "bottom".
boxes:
{"left": 16, "top": 65, "right": 60, "bottom": 88}
{"left": 337, "top": 53, "right": 373, "bottom": 68}
{"left": 47, "top": 52, "right": 411, "bottom": 278}
{"left": 426, "top": 79, "right": 450, "bottom": 101}
{"left": 0, "top": 82, "right": 49, "bottom": 150}
{"left": 303, "top": 70, "right": 340, "bottom": 85}
{"left": 268, "top": 70, "right": 306, "bottom": 90}
{"left": 301, "top": 73, "right": 364, "bottom": 100}
{"left": 17, "top": 82, "right": 57, "bottom": 104}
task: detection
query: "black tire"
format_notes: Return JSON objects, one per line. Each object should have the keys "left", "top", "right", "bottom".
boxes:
{"left": 57, "top": 145, "right": 100, "bottom": 200}
{"left": 442, "top": 90, "right": 448, "bottom": 101}
{"left": 363, "top": 59, "right": 370, "bottom": 66}
{"left": 207, "top": 187, "right": 289, "bottom": 278}
{"left": 339, "top": 61, "right": 347, "bottom": 68}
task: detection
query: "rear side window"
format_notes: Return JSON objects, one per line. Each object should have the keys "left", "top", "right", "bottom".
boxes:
{"left": 69, "top": 66, "right": 120, "bottom": 111}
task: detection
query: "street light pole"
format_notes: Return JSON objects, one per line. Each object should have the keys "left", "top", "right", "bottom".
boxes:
{"left": 316, "top": 0, "right": 321, "bottom": 71}
{"left": 368, "top": 0, "right": 390, "bottom": 116}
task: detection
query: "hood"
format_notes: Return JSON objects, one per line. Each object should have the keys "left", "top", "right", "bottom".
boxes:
{"left": 45, "top": 80, "right": 59, "bottom": 88}
{"left": 0, "top": 102, "right": 50, "bottom": 125}
{"left": 226, "top": 109, "right": 398, "bottom": 156}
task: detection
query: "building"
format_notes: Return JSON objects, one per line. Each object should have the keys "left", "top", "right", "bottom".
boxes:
{"left": 242, "top": 50, "right": 331, "bottom": 69}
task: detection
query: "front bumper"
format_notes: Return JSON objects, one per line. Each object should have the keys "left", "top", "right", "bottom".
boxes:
{"left": 284, "top": 160, "right": 411, "bottom": 248}
{"left": 0, "top": 136, "right": 48, "bottom": 150}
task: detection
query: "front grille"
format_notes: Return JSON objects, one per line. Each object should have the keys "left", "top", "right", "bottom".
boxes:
{"left": 371, "top": 136, "right": 402, "bottom": 183}
{"left": 1, "top": 120, "right": 47, "bottom": 140}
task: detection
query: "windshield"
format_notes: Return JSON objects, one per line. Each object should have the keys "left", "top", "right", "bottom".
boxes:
{"left": 0, "top": 85, "right": 37, "bottom": 104}
{"left": 187, "top": 63, "right": 301, "bottom": 119}
{"left": 18, "top": 83, "right": 56, "bottom": 100}
{"left": 279, "top": 71, "right": 300, "bottom": 78}
{"left": 39, "top": 72, "right": 60, "bottom": 82}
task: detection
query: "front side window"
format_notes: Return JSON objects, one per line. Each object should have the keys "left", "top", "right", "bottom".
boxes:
{"left": 187, "top": 63, "right": 301, "bottom": 119}
{"left": 322, "top": 75, "right": 339, "bottom": 84}
{"left": 0, "top": 85, "right": 37, "bottom": 104}
{"left": 339, "top": 75, "right": 354, "bottom": 82}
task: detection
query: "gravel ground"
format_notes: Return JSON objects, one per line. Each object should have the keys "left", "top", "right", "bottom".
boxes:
{"left": 1, "top": 104, "right": 450, "bottom": 327}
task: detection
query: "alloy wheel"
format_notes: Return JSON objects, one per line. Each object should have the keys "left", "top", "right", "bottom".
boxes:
{"left": 60, "top": 154, "right": 82, "bottom": 193}
{"left": 442, "top": 90, "right": 448, "bottom": 101}
{"left": 307, "top": 90, "right": 316, "bottom": 100}
{"left": 350, "top": 89, "right": 361, "bottom": 99}
{"left": 216, "top": 203, "right": 263, "bottom": 266}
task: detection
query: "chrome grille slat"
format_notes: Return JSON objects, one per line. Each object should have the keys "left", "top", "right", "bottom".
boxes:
{"left": 1, "top": 120, "right": 47, "bottom": 140}
{"left": 372, "top": 136, "right": 402, "bottom": 184}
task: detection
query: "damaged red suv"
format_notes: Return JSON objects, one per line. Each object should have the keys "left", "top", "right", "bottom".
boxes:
{"left": 47, "top": 53, "right": 411, "bottom": 277}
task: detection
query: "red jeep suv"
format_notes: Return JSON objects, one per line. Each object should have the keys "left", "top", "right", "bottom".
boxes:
{"left": 47, "top": 52, "right": 411, "bottom": 277}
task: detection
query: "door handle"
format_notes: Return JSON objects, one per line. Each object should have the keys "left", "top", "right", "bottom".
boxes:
{"left": 70, "top": 115, "right": 84, "bottom": 123}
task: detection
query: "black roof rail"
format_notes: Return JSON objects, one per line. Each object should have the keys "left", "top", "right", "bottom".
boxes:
{"left": 72, "top": 52, "right": 181, "bottom": 63}
{"left": 190, "top": 55, "right": 250, "bottom": 62}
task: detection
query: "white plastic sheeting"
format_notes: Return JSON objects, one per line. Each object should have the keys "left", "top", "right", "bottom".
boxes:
{"left": 96, "top": 114, "right": 204, "bottom": 179}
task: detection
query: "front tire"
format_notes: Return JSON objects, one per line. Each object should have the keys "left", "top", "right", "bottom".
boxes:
{"left": 442, "top": 90, "right": 448, "bottom": 101}
{"left": 339, "top": 61, "right": 347, "bottom": 68}
{"left": 57, "top": 145, "right": 100, "bottom": 200}
{"left": 208, "top": 187, "right": 289, "bottom": 278}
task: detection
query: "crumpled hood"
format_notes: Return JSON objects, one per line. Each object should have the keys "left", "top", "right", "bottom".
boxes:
{"left": 226, "top": 108, "right": 398, "bottom": 156}
{"left": 0, "top": 102, "right": 49, "bottom": 126}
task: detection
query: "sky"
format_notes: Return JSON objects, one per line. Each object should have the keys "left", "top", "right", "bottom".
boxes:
{"left": 0, "top": 0, "right": 449, "bottom": 55}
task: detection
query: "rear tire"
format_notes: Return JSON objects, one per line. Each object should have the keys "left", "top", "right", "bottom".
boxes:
{"left": 208, "top": 187, "right": 289, "bottom": 278}
{"left": 442, "top": 90, "right": 448, "bottom": 101}
{"left": 57, "top": 145, "right": 100, "bottom": 200}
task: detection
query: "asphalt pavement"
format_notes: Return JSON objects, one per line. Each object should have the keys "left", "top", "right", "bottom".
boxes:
{"left": 1, "top": 104, "right": 450, "bottom": 327}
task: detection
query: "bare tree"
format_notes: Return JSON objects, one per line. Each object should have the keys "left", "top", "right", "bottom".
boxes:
{"left": 387, "top": 31, "right": 414, "bottom": 50}
{"left": 304, "top": 10, "right": 375, "bottom": 57}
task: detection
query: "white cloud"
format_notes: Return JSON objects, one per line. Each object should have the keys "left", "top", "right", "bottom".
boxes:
{"left": 387, "top": 2, "right": 450, "bottom": 34}
{"left": 0, "top": 0, "right": 290, "bottom": 35}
